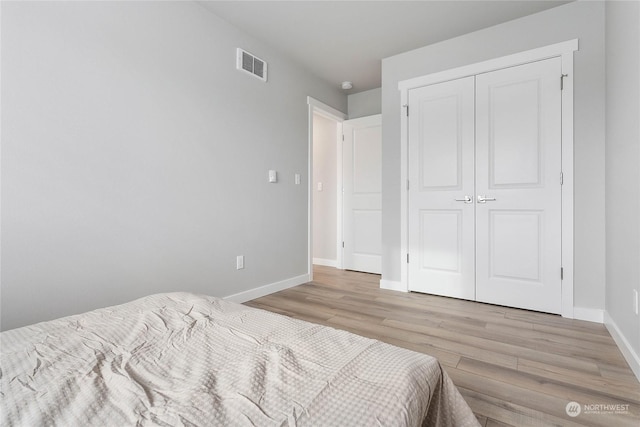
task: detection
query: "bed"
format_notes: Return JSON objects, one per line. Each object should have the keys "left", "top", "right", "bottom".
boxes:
{"left": 0, "top": 292, "right": 479, "bottom": 426}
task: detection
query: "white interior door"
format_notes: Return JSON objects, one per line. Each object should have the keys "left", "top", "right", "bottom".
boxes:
{"left": 407, "top": 77, "right": 476, "bottom": 299}
{"left": 475, "top": 57, "right": 562, "bottom": 314}
{"left": 407, "top": 57, "right": 563, "bottom": 314}
{"left": 343, "top": 115, "right": 382, "bottom": 274}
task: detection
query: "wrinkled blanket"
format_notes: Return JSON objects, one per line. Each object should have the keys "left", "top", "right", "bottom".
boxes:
{"left": 0, "top": 292, "right": 478, "bottom": 426}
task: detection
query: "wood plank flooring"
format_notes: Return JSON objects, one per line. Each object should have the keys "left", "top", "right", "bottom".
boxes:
{"left": 245, "top": 265, "right": 640, "bottom": 427}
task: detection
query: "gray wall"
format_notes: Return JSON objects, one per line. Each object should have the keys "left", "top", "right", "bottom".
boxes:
{"left": 381, "top": 0, "right": 606, "bottom": 311}
{"left": 312, "top": 113, "right": 338, "bottom": 263}
{"left": 605, "top": 1, "right": 640, "bottom": 360}
{"left": 348, "top": 88, "right": 382, "bottom": 119}
{"left": 0, "top": 1, "right": 346, "bottom": 330}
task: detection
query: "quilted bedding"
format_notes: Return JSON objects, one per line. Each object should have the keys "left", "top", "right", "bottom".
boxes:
{"left": 0, "top": 292, "right": 478, "bottom": 426}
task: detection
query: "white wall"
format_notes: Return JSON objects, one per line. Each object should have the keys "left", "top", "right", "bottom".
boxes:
{"left": 381, "top": 0, "right": 606, "bottom": 312}
{"left": 348, "top": 88, "right": 381, "bottom": 119}
{"left": 605, "top": 0, "right": 640, "bottom": 376}
{"left": 312, "top": 113, "right": 337, "bottom": 264}
{"left": 0, "top": 1, "right": 346, "bottom": 330}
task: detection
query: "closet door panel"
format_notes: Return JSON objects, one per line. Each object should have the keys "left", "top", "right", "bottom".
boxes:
{"left": 490, "top": 78, "right": 542, "bottom": 187}
{"left": 408, "top": 77, "right": 475, "bottom": 300}
{"left": 475, "top": 57, "right": 562, "bottom": 314}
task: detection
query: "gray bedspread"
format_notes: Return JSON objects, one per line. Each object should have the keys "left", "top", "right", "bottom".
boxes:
{"left": 0, "top": 292, "right": 479, "bottom": 426}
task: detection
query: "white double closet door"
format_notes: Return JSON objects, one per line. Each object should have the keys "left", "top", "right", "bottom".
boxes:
{"left": 408, "top": 57, "right": 562, "bottom": 314}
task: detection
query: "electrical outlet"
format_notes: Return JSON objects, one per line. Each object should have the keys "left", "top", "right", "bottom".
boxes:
{"left": 236, "top": 255, "right": 244, "bottom": 270}
{"left": 634, "top": 289, "right": 639, "bottom": 315}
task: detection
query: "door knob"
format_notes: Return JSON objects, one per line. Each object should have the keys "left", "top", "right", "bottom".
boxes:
{"left": 455, "top": 195, "right": 473, "bottom": 203}
{"left": 477, "top": 195, "right": 496, "bottom": 203}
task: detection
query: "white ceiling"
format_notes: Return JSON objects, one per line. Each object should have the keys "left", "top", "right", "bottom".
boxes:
{"left": 200, "top": 1, "right": 571, "bottom": 93}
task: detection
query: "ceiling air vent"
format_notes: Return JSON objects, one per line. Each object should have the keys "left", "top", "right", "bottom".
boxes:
{"left": 236, "top": 48, "right": 267, "bottom": 82}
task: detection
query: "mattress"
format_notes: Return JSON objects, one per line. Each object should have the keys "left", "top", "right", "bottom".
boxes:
{"left": 0, "top": 292, "right": 479, "bottom": 426}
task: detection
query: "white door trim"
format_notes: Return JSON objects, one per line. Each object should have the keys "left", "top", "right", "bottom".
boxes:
{"left": 398, "top": 39, "right": 578, "bottom": 318}
{"left": 307, "top": 97, "right": 347, "bottom": 279}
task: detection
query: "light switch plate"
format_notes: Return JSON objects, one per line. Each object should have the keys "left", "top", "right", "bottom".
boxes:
{"left": 295, "top": 173, "right": 301, "bottom": 185}
{"left": 268, "top": 170, "right": 277, "bottom": 183}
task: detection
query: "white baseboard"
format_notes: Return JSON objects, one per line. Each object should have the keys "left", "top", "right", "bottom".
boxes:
{"left": 604, "top": 311, "right": 640, "bottom": 382}
{"left": 224, "top": 274, "right": 310, "bottom": 304}
{"left": 573, "top": 307, "right": 604, "bottom": 323}
{"left": 380, "top": 279, "right": 407, "bottom": 292}
{"left": 313, "top": 258, "right": 337, "bottom": 268}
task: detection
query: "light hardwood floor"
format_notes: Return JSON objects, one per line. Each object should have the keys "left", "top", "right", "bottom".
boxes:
{"left": 245, "top": 265, "right": 640, "bottom": 427}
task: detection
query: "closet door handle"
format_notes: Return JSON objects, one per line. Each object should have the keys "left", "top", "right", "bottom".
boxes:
{"left": 477, "top": 195, "right": 496, "bottom": 203}
{"left": 455, "top": 195, "right": 473, "bottom": 203}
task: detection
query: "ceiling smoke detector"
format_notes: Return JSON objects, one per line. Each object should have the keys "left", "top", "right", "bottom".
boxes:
{"left": 341, "top": 81, "right": 353, "bottom": 90}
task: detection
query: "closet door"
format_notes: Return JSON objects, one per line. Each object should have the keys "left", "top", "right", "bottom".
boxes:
{"left": 407, "top": 77, "right": 476, "bottom": 300}
{"left": 475, "top": 57, "right": 562, "bottom": 314}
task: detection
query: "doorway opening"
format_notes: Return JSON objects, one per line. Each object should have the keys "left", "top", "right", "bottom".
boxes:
{"left": 307, "top": 97, "right": 347, "bottom": 280}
